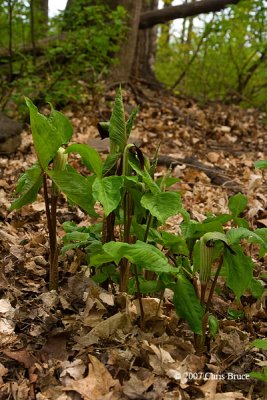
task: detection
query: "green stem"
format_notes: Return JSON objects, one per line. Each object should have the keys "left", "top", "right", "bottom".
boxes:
{"left": 144, "top": 213, "right": 152, "bottom": 242}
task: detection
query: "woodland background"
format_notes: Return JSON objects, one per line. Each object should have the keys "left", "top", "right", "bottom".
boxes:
{"left": 0, "top": 1, "right": 267, "bottom": 400}
{"left": 0, "top": 0, "right": 266, "bottom": 115}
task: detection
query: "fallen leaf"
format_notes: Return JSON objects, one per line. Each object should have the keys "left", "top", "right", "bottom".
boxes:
{"left": 0, "top": 363, "right": 8, "bottom": 384}
{"left": 3, "top": 349, "right": 36, "bottom": 368}
{"left": 75, "top": 312, "right": 132, "bottom": 347}
{"left": 64, "top": 355, "right": 121, "bottom": 400}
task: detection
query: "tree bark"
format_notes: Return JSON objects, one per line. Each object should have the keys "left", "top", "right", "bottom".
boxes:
{"left": 108, "top": 0, "right": 142, "bottom": 82}
{"left": 132, "top": 0, "right": 159, "bottom": 81}
{"left": 33, "top": 0, "right": 48, "bottom": 37}
{"left": 139, "top": 0, "right": 240, "bottom": 29}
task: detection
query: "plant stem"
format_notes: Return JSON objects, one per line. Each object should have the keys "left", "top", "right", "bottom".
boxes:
{"left": 119, "top": 258, "right": 131, "bottom": 292}
{"left": 144, "top": 213, "right": 155, "bottom": 281}
{"left": 43, "top": 174, "right": 58, "bottom": 291}
{"left": 144, "top": 213, "right": 152, "bottom": 243}
{"left": 194, "top": 256, "right": 224, "bottom": 355}
{"left": 205, "top": 256, "right": 224, "bottom": 314}
{"left": 50, "top": 194, "right": 59, "bottom": 291}
{"left": 43, "top": 174, "right": 52, "bottom": 237}
{"left": 133, "top": 264, "right": 144, "bottom": 325}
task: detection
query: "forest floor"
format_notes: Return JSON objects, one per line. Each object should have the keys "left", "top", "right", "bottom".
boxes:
{"left": 0, "top": 83, "right": 267, "bottom": 400}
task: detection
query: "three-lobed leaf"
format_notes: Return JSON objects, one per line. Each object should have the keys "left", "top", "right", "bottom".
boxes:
{"left": 48, "top": 165, "right": 97, "bottom": 217}
{"left": 25, "top": 98, "right": 73, "bottom": 169}
{"left": 141, "top": 191, "right": 182, "bottom": 224}
{"left": 92, "top": 176, "right": 123, "bottom": 216}
{"left": 92, "top": 240, "right": 178, "bottom": 275}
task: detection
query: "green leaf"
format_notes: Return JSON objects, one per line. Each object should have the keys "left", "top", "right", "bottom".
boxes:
{"left": 141, "top": 191, "right": 182, "bottom": 224}
{"left": 226, "top": 227, "right": 267, "bottom": 256}
{"left": 102, "top": 241, "right": 178, "bottom": 274}
{"left": 208, "top": 314, "right": 219, "bottom": 337}
{"left": 233, "top": 217, "right": 249, "bottom": 229}
{"left": 139, "top": 278, "right": 164, "bottom": 294}
{"left": 49, "top": 106, "right": 73, "bottom": 144}
{"left": 161, "top": 231, "right": 189, "bottom": 256}
{"left": 250, "top": 368, "right": 267, "bottom": 383}
{"left": 63, "top": 231, "right": 90, "bottom": 243}
{"left": 102, "top": 153, "right": 121, "bottom": 176}
{"left": 248, "top": 277, "right": 264, "bottom": 299}
{"left": 254, "top": 228, "right": 267, "bottom": 257}
{"left": 126, "top": 106, "right": 138, "bottom": 140}
{"left": 156, "top": 177, "right": 180, "bottom": 188}
{"left": 10, "top": 163, "right": 42, "bottom": 210}
{"left": 66, "top": 143, "right": 102, "bottom": 177}
{"left": 92, "top": 176, "right": 123, "bottom": 216}
{"left": 109, "top": 86, "right": 126, "bottom": 152}
{"left": 183, "top": 219, "right": 225, "bottom": 240}
{"left": 25, "top": 98, "right": 73, "bottom": 169}
{"left": 224, "top": 246, "right": 253, "bottom": 299}
{"left": 48, "top": 165, "right": 97, "bottom": 217}
{"left": 228, "top": 193, "right": 247, "bottom": 217}
{"left": 254, "top": 160, "right": 267, "bottom": 169}
{"left": 128, "top": 154, "right": 160, "bottom": 194}
{"left": 251, "top": 339, "right": 267, "bottom": 350}
{"left": 171, "top": 276, "right": 204, "bottom": 334}
{"left": 227, "top": 309, "right": 244, "bottom": 320}
{"left": 131, "top": 221, "right": 162, "bottom": 243}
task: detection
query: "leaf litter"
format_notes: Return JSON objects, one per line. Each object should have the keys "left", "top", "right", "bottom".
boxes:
{"left": 0, "top": 83, "right": 266, "bottom": 399}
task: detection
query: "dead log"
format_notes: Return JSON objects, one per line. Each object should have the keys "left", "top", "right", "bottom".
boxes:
{"left": 139, "top": 0, "right": 240, "bottom": 29}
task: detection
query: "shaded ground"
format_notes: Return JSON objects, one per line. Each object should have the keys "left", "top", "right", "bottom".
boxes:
{"left": 0, "top": 84, "right": 267, "bottom": 400}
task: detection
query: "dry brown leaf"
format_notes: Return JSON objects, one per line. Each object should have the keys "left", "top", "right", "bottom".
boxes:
{"left": 122, "top": 371, "right": 155, "bottom": 399}
{"left": 3, "top": 349, "right": 36, "bottom": 369}
{"left": 75, "top": 312, "right": 132, "bottom": 347}
{"left": 198, "top": 379, "right": 218, "bottom": 399}
{"left": 60, "top": 359, "right": 86, "bottom": 385}
{"left": 41, "top": 335, "right": 68, "bottom": 362}
{"left": 132, "top": 297, "right": 163, "bottom": 321}
{"left": 213, "top": 393, "right": 249, "bottom": 399}
{"left": 64, "top": 355, "right": 121, "bottom": 400}
{"left": 0, "top": 363, "right": 8, "bottom": 384}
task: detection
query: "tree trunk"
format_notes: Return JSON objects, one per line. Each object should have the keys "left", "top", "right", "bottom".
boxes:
{"left": 132, "top": 0, "right": 159, "bottom": 81}
{"left": 108, "top": 0, "right": 142, "bottom": 82}
{"left": 161, "top": 1, "right": 173, "bottom": 45}
{"left": 186, "top": 0, "right": 196, "bottom": 46}
{"left": 33, "top": 0, "right": 48, "bottom": 38}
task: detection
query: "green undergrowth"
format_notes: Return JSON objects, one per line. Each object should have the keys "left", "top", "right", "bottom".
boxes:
{"left": 10, "top": 87, "right": 267, "bottom": 353}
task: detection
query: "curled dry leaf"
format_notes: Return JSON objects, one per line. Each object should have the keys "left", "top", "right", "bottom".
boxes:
{"left": 75, "top": 312, "right": 132, "bottom": 347}
{"left": 60, "top": 359, "right": 86, "bottom": 385}
{"left": 64, "top": 355, "right": 121, "bottom": 400}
